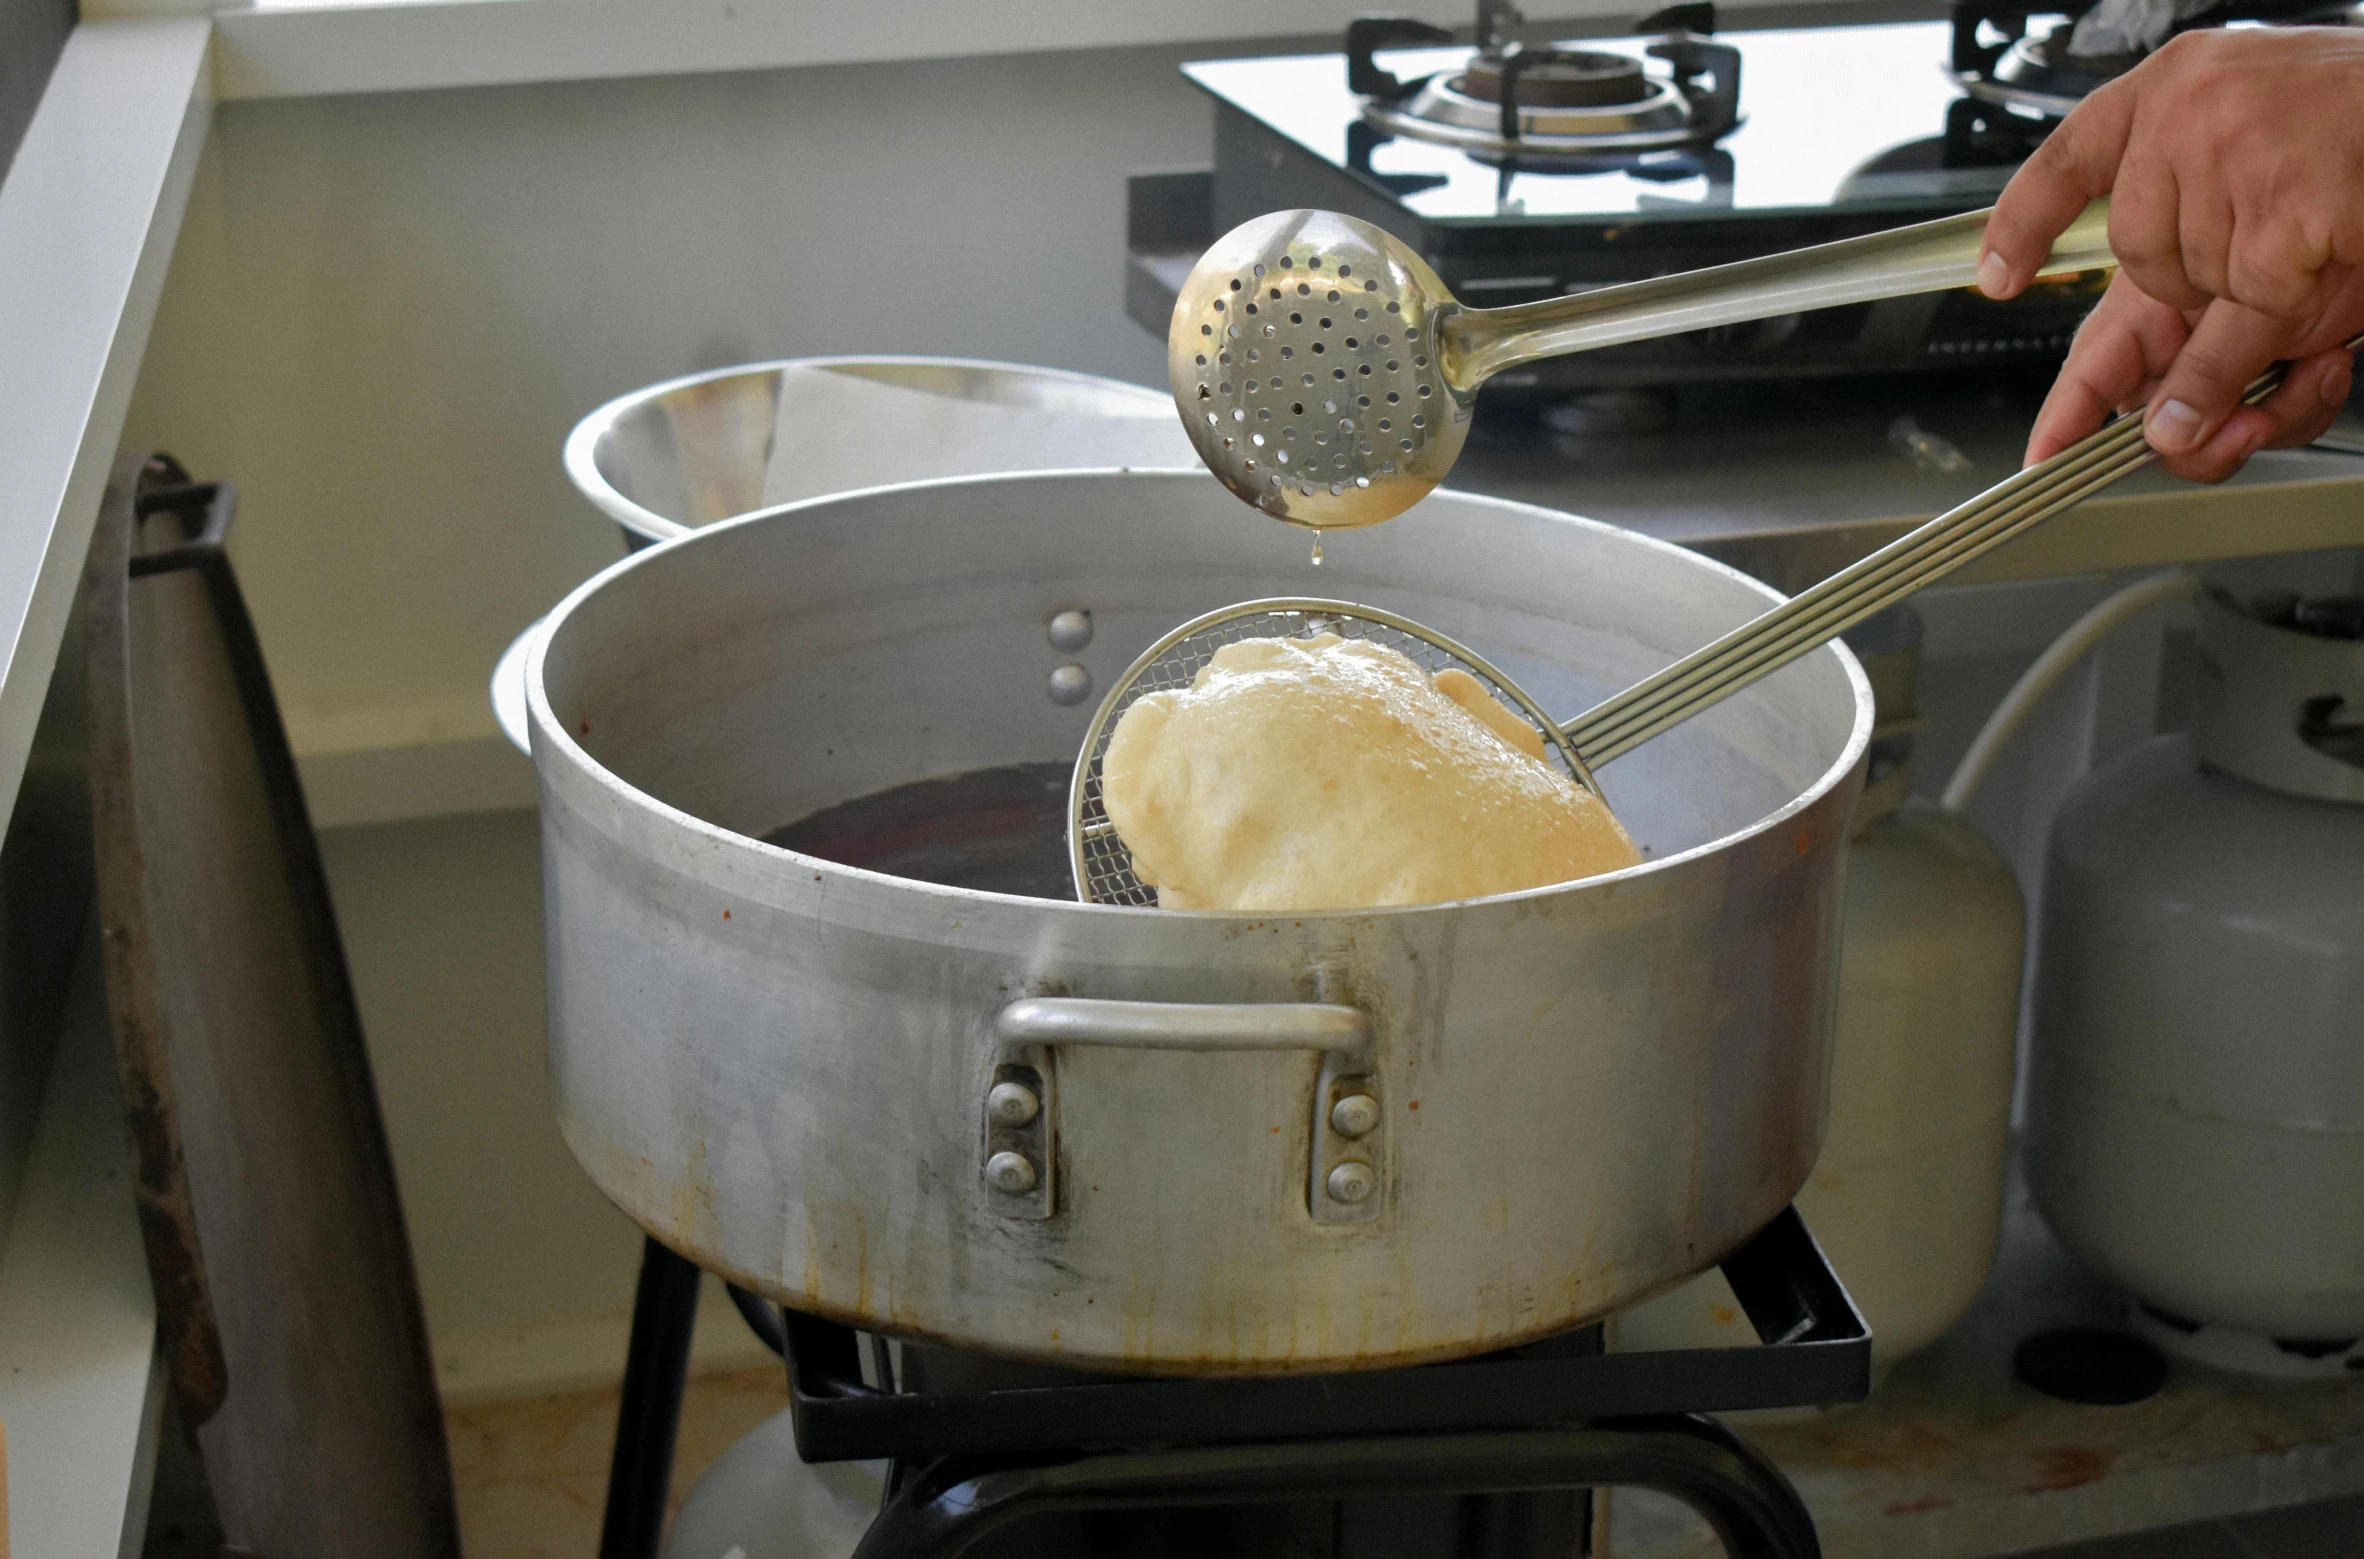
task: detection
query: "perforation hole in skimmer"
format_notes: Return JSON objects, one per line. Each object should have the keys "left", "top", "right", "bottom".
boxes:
{"left": 1069, "top": 601, "right": 1599, "bottom": 905}
{"left": 1184, "top": 236, "right": 1448, "bottom": 529}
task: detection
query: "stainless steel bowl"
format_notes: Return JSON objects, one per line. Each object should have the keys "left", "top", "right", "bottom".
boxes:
{"left": 561, "top": 354, "right": 1192, "bottom": 546}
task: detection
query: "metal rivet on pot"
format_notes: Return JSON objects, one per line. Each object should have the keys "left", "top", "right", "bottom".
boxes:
{"left": 986, "top": 1081, "right": 1041, "bottom": 1126}
{"left": 1328, "top": 1093, "right": 1380, "bottom": 1139}
{"left": 986, "top": 1151, "right": 1038, "bottom": 1196}
{"left": 1047, "top": 609, "right": 1093, "bottom": 653}
{"left": 1325, "top": 1160, "right": 1376, "bottom": 1205}
{"left": 1047, "top": 664, "right": 1093, "bottom": 706}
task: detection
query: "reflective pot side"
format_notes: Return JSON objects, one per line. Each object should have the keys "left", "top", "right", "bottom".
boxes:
{"left": 528, "top": 471, "right": 1872, "bottom": 1373}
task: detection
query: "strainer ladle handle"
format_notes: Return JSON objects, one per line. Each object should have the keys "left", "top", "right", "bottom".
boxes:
{"left": 1443, "top": 200, "right": 2114, "bottom": 389}
{"left": 1562, "top": 339, "right": 2362, "bottom": 770}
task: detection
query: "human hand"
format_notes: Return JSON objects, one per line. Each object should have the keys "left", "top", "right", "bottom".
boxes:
{"left": 1976, "top": 27, "right": 2364, "bottom": 476}
{"left": 2026, "top": 270, "right": 2355, "bottom": 480}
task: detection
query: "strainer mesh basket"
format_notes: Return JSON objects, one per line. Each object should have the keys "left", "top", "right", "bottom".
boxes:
{"left": 1069, "top": 600, "right": 1594, "bottom": 905}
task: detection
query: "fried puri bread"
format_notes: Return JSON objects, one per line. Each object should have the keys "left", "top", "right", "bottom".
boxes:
{"left": 1099, "top": 634, "right": 1640, "bottom": 910}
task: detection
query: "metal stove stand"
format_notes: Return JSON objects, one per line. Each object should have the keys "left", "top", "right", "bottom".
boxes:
{"left": 751, "top": 1207, "right": 1868, "bottom": 1559}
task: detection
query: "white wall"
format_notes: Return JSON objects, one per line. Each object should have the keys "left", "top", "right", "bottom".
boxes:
{"left": 116, "top": 36, "right": 1265, "bottom": 1397}
{"left": 124, "top": 40, "right": 1243, "bottom": 772}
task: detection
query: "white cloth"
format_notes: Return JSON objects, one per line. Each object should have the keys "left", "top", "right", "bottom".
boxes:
{"left": 2069, "top": 0, "right": 2218, "bottom": 58}
{"left": 758, "top": 363, "right": 1198, "bottom": 509}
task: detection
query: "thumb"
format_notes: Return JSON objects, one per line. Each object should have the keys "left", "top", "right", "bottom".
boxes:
{"left": 1980, "top": 88, "right": 2131, "bottom": 299}
{"left": 2144, "top": 299, "right": 2297, "bottom": 455}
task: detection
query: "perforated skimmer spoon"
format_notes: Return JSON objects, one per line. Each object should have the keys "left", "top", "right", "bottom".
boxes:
{"left": 1079, "top": 343, "right": 2349, "bottom": 904}
{"left": 1171, "top": 200, "right": 2115, "bottom": 532}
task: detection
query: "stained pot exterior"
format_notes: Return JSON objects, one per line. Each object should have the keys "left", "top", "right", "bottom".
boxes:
{"left": 528, "top": 471, "right": 1870, "bottom": 1373}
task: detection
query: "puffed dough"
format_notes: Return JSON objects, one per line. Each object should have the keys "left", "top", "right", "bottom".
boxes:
{"left": 1100, "top": 634, "right": 1640, "bottom": 910}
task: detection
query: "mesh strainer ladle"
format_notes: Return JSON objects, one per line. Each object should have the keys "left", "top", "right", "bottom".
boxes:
{"left": 1077, "top": 345, "right": 2336, "bottom": 904}
{"left": 1170, "top": 201, "right": 2115, "bottom": 532}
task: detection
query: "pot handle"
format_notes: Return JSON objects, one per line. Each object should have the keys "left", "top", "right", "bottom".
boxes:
{"left": 987, "top": 997, "right": 1382, "bottom": 1227}
{"left": 995, "top": 997, "right": 1370, "bottom": 1055}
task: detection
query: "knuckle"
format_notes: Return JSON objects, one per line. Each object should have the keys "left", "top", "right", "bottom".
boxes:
{"left": 2176, "top": 341, "right": 2236, "bottom": 386}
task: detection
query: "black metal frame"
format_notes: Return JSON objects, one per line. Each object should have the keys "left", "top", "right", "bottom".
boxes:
{"left": 598, "top": 1239, "right": 703, "bottom": 1559}
{"left": 600, "top": 1206, "right": 1861, "bottom": 1559}
{"left": 853, "top": 1417, "right": 1820, "bottom": 1559}
{"left": 783, "top": 1206, "right": 1866, "bottom": 1466}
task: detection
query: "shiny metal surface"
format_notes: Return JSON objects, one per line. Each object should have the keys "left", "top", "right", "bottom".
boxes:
{"left": 1563, "top": 373, "right": 2188, "bottom": 768}
{"left": 1330, "top": 1094, "right": 1381, "bottom": 1138}
{"left": 527, "top": 469, "right": 1870, "bottom": 1372}
{"left": 1326, "top": 1161, "right": 1378, "bottom": 1204}
{"left": 984, "top": 1082, "right": 1040, "bottom": 1127}
{"left": 1367, "top": 70, "right": 1695, "bottom": 153}
{"left": 996, "top": 997, "right": 1372, "bottom": 1055}
{"left": 564, "top": 354, "right": 1188, "bottom": 546}
{"left": 1171, "top": 203, "right": 2115, "bottom": 530}
{"left": 983, "top": 1152, "right": 1038, "bottom": 1197}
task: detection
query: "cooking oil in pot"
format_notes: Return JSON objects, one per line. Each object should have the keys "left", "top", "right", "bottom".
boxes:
{"left": 765, "top": 762, "right": 1076, "bottom": 900}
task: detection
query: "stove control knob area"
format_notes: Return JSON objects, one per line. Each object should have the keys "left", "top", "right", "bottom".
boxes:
{"left": 986, "top": 1150, "right": 1039, "bottom": 1196}
{"left": 1325, "top": 1160, "right": 1377, "bottom": 1205}
{"left": 986, "top": 1081, "right": 1042, "bottom": 1127}
{"left": 1328, "top": 1093, "right": 1381, "bottom": 1138}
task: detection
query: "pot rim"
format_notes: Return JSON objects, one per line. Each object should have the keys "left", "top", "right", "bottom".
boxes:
{"left": 526, "top": 467, "right": 1873, "bottom": 922}
{"left": 560, "top": 354, "right": 1184, "bottom": 542}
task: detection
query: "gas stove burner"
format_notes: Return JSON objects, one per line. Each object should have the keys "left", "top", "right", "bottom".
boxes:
{"left": 1351, "top": 20, "right": 1742, "bottom": 159}
{"left": 1460, "top": 45, "right": 1653, "bottom": 104}
{"left": 1953, "top": 11, "right": 2131, "bottom": 119}
{"left": 1951, "top": 0, "right": 2364, "bottom": 120}
{"left": 1142, "top": 17, "right": 2119, "bottom": 388}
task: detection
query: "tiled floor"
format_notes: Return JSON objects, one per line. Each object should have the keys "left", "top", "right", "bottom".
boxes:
{"left": 2003, "top": 1493, "right": 2364, "bottom": 1559}
{"left": 445, "top": 1365, "right": 792, "bottom": 1559}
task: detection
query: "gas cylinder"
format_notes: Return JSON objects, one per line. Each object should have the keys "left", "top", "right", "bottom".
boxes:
{"left": 1619, "top": 609, "right": 2026, "bottom": 1377}
{"left": 2027, "top": 586, "right": 2364, "bottom": 1376}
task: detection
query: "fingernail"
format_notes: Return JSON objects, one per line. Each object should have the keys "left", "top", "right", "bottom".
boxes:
{"left": 1976, "top": 252, "right": 2010, "bottom": 299}
{"left": 2324, "top": 357, "right": 2355, "bottom": 407}
{"left": 2149, "top": 398, "right": 2205, "bottom": 452}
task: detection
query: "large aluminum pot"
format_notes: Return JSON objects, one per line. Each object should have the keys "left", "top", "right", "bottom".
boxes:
{"left": 528, "top": 470, "right": 1871, "bottom": 1374}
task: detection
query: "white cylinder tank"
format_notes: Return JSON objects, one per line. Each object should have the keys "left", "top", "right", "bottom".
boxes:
{"left": 2027, "top": 585, "right": 2364, "bottom": 1376}
{"left": 1619, "top": 609, "right": 2025, "bottom": 1377}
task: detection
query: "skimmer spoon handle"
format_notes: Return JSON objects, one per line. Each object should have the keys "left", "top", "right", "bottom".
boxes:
{"left": 1558, "top": 337, "right": 2363, "bottom": 768}
{"left": 1171, "top": 200, "right": 2114, "bottom": 533}
{"left": 1446, "top": 201, "right": 2113, "bottom": 385}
